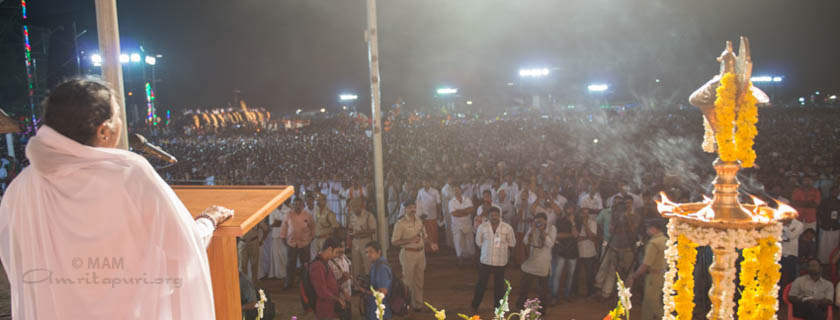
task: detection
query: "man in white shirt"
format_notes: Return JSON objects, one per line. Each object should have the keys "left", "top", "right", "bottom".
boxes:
{"left": 441, "top": 177, "right": 455, "bottom": 249}
{"left": 472, "top": 207, "right": 516, "bottom": 313}
{"left": 790, "top": 259, "right": 833, "bottom": 320}
{"left": 416, "top": 179, "right": 442, "bottom": 254}
{"left": 268, "top": 203, "right": 290, "bottom": 280}
{"left": 515, "top": 212, "right": 556, "bottom": 316}
{"left": 532, "top": 190, "right": 560, "bottom": 228}
{"left": 327, "top": 176, "right": 344, "bottom": 225}
{"left": 479, "top": 179, "right": 495, "bottom": 202}
{"left": 450, "top": 185, "right": 476, "bottom": 265}
{"left": 781, "top": 218, "right": 805, "bottom": 288}
{"left": 500, "top": 175, "right": 519, "bottom": 201}
{"left": 475, "top": 190, "right": 502, "bottom": 229}
{"left": 497, "top": 189, "right": 515, "bottom": 224}
{"left": 576, "top": 208, "right": 599, "bottom": 296}
{"left": 578, "top": 183, "right": 604, "bottom": 211}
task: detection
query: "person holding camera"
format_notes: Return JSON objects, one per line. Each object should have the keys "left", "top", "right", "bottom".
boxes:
{"left": 310, "top": 237, "right": 348, "bottom": 320}
{"left": 516, "top": 212, "right": 556, "bottom": 316}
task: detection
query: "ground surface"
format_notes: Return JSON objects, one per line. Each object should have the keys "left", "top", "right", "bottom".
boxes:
{"left": 261, "top": 247, "right": 641, "bottom": 320}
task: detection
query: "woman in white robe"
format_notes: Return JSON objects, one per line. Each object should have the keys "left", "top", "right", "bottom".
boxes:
{"left": 0, "top": 79, "right": 232, "bottom": 319}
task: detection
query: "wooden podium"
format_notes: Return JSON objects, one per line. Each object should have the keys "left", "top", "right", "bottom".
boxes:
{"left": 172, "top": 185, "right": 295, "bottom": 320}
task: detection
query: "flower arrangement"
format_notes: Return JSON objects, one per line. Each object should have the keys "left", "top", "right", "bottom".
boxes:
{"left": 662, "top": 219, "right": 783, "bottom": 319}
{"left": 603, "top": 274, "right": 632, "bottom": 320}
{"left": 712, "top": 72, "right": 759, "bottom": 167}
{"left": 423, "top": 281, "right": 542, "bottom": 320}
{"left": 736, "top": 237, "right": 781, "bottom": 320}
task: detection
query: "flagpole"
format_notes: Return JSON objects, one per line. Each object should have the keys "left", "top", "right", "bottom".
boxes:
{"left": 365, "top": 0, "right": 388, "bottom": 254}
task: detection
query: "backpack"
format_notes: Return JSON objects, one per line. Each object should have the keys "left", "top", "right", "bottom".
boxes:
{"left": 372, "top": 261, "right": 412, "bottom": 317}
{"left": 388, "top": 276, "right": 412, "bottom": 316}
{"left": 300, "top": 258, "right": 326, "bottom": 312}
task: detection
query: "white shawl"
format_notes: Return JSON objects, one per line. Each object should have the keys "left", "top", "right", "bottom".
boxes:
{"left": 0, "top": 126, "right": 215, "bottom": 319}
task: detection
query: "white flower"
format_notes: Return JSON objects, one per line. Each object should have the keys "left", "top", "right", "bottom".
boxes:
{"left": 619, "top": 285, "right": 632, "bottom": 311}
{"left": 520, "top": 307, "right": 531, "bottom": 319}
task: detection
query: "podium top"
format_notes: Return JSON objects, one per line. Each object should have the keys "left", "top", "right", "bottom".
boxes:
{"left": 172, "top": 185, "right": 295, "bottom": 237}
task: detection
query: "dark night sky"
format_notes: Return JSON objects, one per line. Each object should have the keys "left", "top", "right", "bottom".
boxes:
{"left": 24, "top": 0, "right": 840, "bottom": 115}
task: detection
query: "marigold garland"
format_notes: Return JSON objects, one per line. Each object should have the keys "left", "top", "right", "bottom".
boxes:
{"left": 714, "top": 73, "right": 738, "bottom": 162}
{"left": 734, "top": 82, "right": 758, "bottom": 167}
{"left": 713, "top": 72, "right": 759, "bottom": 167}
{"left": 673, "top": 234, "right": 698, "bottom": 320}
{"left": 737, "top": 237, "right": 781, "bottom": 320}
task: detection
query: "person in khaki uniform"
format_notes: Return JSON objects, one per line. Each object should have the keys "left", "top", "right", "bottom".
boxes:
{"left": 627, "top": 219, "right": 668, "bottom": 320}
{"left": 349, "top": 198, "right": 377, "bottom": 278}
{"left": 313, "top": 194, "right": 339, "bottom": 252}
{"left": 238, "top": 218, "right": 269, "bottom": 285}
{"left": 392, "top": 201, "right": 439, "bottom": 310}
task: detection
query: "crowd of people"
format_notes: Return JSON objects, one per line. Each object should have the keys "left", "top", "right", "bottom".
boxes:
{"left": 1, "top": 102, "right": 838, "bottom": 319}
{"left": 127, "top": 105, "right": 839, "bottom": 319}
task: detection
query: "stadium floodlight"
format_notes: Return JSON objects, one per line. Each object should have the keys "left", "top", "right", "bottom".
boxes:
{"left": 339, "top": 94, "right": 358, "bottom": 101}
{"left": 130, "top": 53, "right": 141, "bottom": 63}
{"left": 119, "top": 54, "right": 129, "bottom": 63}
{"left": 91, "top": 54, "right": 103, "bottom": 66}
{"left": 437, "top": 88, "right": 458, "bottom": 95}
{"left": 145, "top": 56, "right": 156, "bottom": 65}
{"left": 519, "top": 68, "right": 550, "bottom": 77}
{"left": 773, "top": 76, "right": 783, "bottom": 82}
{"left": 751, "top": 76, "right": 773, "bottom": 83}
{"left": 587, "top": 84, "right": 609, "bottom": 92}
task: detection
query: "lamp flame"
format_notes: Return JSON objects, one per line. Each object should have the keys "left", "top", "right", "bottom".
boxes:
{"left": 657, "top": 192, "right": 678, "bottom": 214}
{"left": 750, "top": 195, "right": 767, "bottom": 207}
{"left": 773, "top": 200, "right": 798, "bottom": 220}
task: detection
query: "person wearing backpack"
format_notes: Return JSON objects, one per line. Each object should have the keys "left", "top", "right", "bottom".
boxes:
{"left": 363, "top": 241, "right": 392, "bottom": 320}
{"left": 309, "top": 237, "right": 348, "bottom": 320}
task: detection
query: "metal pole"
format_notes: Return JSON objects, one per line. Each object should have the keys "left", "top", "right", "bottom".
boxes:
{"left": 365, "top": 0, "right": 388, "bottom": 254}
{"left": 94, "top": 0, "right": 129, "bottom": 149}
{"left": 72, "top": 22, "right": 81, "bottom": 75}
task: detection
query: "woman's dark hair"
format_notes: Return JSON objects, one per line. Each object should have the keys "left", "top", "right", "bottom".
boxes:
{"left": 42, "top": 78, "right": 115, "bottom": 145}
{"left": 365, "top": 241, "right": 382, "bottom": 253}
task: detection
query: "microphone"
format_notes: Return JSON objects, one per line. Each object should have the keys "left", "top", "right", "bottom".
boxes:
{"left": 129, "top": 133, "right": 177, "bottom": 164}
